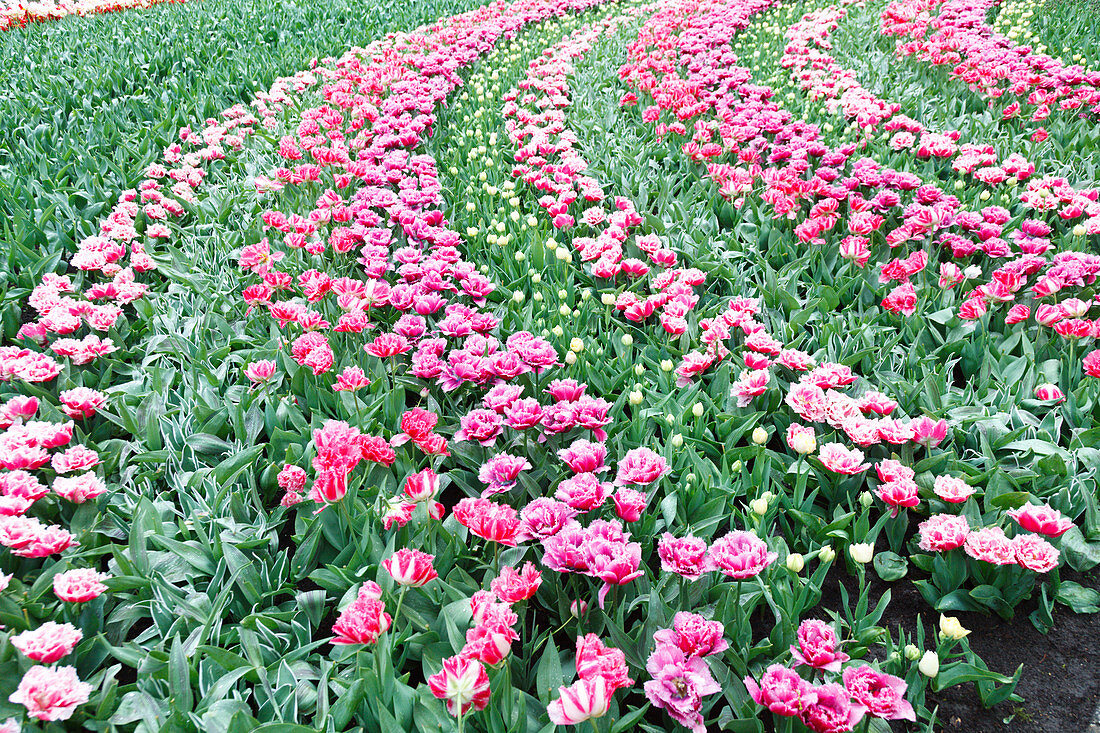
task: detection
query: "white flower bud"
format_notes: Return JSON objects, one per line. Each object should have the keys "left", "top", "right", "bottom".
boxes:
{"left": 849, "top": 543, "right": 874, "bottom": 564}
{"left": 919, "top": 651, "right": 939, "bottom": 678}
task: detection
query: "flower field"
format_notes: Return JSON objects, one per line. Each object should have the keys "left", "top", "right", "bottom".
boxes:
{"left": 1, "top": 0, "right": 1099, "bottom": 729}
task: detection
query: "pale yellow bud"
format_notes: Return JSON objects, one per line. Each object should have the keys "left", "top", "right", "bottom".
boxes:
{"left": 919, "top": 651, "right": 939, "bottom": 678}
{"left": 752, "top": 427, "right": 768, "bottom": 445}
{"left": 939, "top": 614, "right": 970, "bottom": 641}
{"left": 849, "top": 543, "right": 874, "bottom": 564}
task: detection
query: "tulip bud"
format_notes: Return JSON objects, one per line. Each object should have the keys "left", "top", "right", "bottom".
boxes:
{"left": 512, "top": 291, "right": 525, "bottom": 303}
{"left": 621, "top": 334, "right": 634, "bottom": 347}
{"left": 660, "top": 359, "right": 674, "bottom": 372}
{"left": 786, "top": 553, "right": 805, "bottom": 573}
{"left": 818, "top": 545, "right": 836, "bottom": 563}
{"left": 570, "top": 600, "right": 588, "bottom": 618}
{"left": 751, "top": 497, "right": 769, "bottom": 516}
{"left": 551, "top": 325, "right": 564, "bottom": 337}
{"left": 569, "top": 338, "right": 584, "bottom": 353}
{"left": 731, "top": 460, "right": 742, "bottom": 472}
{"left": 692, "top": 402, "right": 705, "bottom": 418}
{"left": 565, "top": 352, "right": 577, "bottom": 365}
{"left": 787, "top": 425, "right": 816, "bottom": 455}
{"left": 938, "top": 614, "right": 970, "bottom": 641}
{"left": 904, "top": 644, "right": 922, "bottom": 661}
{"left": 601, "top": 293, "right": 616, "bottom": 306}
{"left": 752, "top": 427, "right": 768, "bottom": 445}
{"left": 849, "top": 543, "right": 874, "bottom": 564}
{"left": 671, "top": 433, "right": 684, "bottom": 448}
{"left": 559, "top": 304, "right": 571, "bottom": 317}
{"left": 919, "top": 650, "right": 939, "bottom": 678}
{"left": 515, "top": 251, "right": 526, "bottom": 262}
{"left": 859, "top": 491, "right": 873, "bottom": 509}
{"left": 634, "top": 364, "right": 645, "bottom": 376}
{"left": 628, "top": 391, "right": 643, "bottom": 405}
{"left": 1073, "top": 224, "right": 1086, "bottom": 237}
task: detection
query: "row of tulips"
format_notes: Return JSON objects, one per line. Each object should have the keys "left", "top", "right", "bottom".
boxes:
{"left": 0, "top": 0, "right": 358, "bottom": 722}
{"left": 604, "top": 0, "right": 1091, "bottom": 618}
{"left": 232, "top": 0, "right": 1027, "bottom": 728}
{"left": 227, "top": 0, "right": 693, "bottom": 729}
{"left": 880, "top": 0, "right": 1100, "bottom": 127}
{"left": 0, "top": 0, "right": 186, "bottom": 30}
{"left": 618, "top": 0, "right": 1100, "bottom": 392}
{"left": 0, "top": 0, "right": 598, "bottom": 727}
{"left": 488, "top": 0, "right": 1084, "bottom": 620}
{"left": 502, "top": 6, "right": 711, "bottom": 333}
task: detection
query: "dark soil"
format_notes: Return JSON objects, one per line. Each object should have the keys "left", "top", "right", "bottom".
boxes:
{"left": 820, "top": 568, "right": 1100, "bottom": 733}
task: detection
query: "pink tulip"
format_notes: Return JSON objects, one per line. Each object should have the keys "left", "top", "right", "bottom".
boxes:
{"left": 547, "top": 676, "right": 612, "bottom": 725}
{"left": 428, "top": 655, "right": 490, "bottom": 717}
{"left": 383, "top": 548, "right": 438, "bottom": 587}
{"left": 1007, "top": 503, "right": 1074, "bottom": 537}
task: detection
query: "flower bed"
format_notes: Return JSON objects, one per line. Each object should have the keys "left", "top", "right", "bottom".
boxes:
{"left": 1, "top": 0, "right": 1099, "bottom": 730}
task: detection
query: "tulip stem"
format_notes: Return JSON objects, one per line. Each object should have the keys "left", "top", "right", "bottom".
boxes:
{"left": 589, "top": 717, "right": 600, "bottom": 733}
{"left": 339, "top": 497, "right": 354, "bottom": 543}
{"left": 734, "top": 580, "right": 744, "bottom": 641}
{"left": 393, "top": 585, "right": 410, "bottom": 630}
{"left": 457, "top": 708, "right": 465, "bottom": 733}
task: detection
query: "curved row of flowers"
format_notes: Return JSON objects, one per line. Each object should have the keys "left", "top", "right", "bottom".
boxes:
{"left": 0, "top": 0, "right": 631, "bottom": 725}
{"left": 880, "top": 0, "right": 1100, "bottom": 127}
{"left": 617, "top": 0, "right": 1100, "bottom": 395}
{"left": 230, "top": 1, "right": 798, "bottom": 728}
{"left": 0, "top": 0, "right": 186, "bottom": 30}
{"left": 473, "top": 1, "right": 1064, "bottom": 728}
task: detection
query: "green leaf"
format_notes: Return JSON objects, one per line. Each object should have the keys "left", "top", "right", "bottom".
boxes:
{"left": 1055, "top": 580, "right": 1100, "bottom": 613}
{"left": 934, "top": 662, "right": 1017, "bottom": 690}
{"left": 1061, "top": 527, "right": 1100, "bottom": 572}
{"left": 873, "top": 551, "right": 908, "bottom": 582}
{"left": 536, "top": 637, "right": 564, "bottom": 703}
{"left": 169, "top": 636, "right": 194, "bottom": 713}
